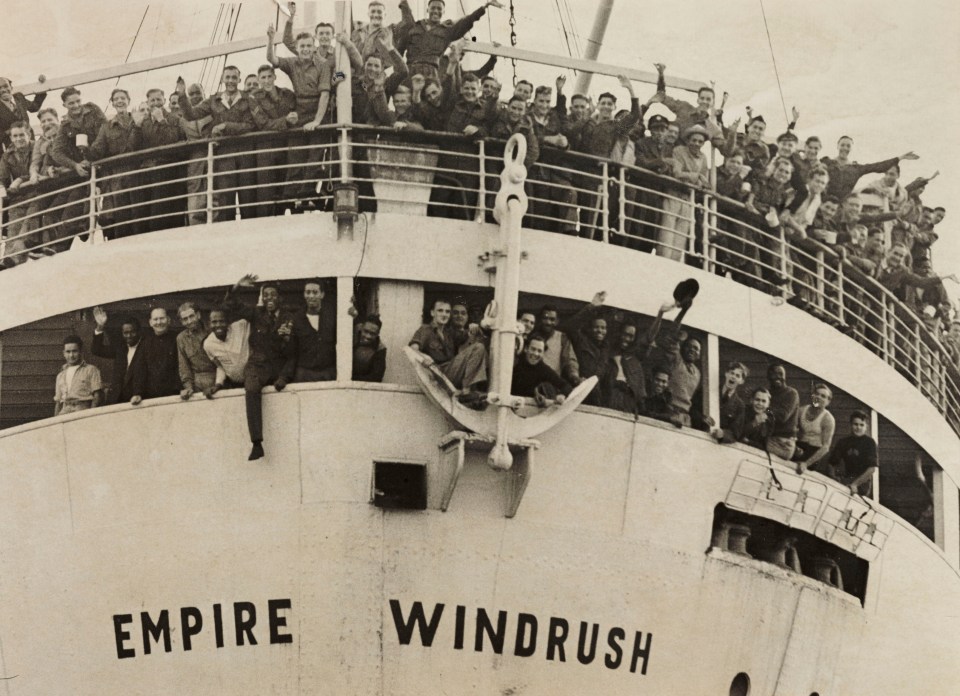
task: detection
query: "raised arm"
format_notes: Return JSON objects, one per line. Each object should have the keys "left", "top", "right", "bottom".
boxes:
{"left": 266, "top": 24, "right": 280, "bottom": 67}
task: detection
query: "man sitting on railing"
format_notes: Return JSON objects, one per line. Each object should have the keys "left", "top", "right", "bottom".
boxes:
{"left": 50, "top": 87, "right": 107, "bottom": 244}
{"left": 221, "top": 274, "right": 294, "bottom": 461}
{"left": 0, "top": 121, "right": 38, "bottom": 265}
{"left": 176, "top": 68, "right": 262, "bottom": 222}
{"left": 248, "top": 64, "right": 299, "bottom": 218}
{"left": 88, "top": 89, "right": 140, "bottom": 239}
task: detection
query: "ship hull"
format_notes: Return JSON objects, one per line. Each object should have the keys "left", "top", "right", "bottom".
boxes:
{"left": 1, "top": 384, "right": 956, "bottom": 695}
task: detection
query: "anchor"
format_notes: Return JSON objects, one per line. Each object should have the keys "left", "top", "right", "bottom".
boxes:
{"left": 405, "top": 133, "right": 597, "bottom": 472}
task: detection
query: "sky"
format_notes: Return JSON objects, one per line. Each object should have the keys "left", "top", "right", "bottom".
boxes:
{"left": 2, "top": 0, "right": 958, "bottom": 273}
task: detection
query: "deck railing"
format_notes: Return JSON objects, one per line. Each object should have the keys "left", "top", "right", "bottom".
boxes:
{"left": 2, "top": 124, "right": 958, "bottom": 435}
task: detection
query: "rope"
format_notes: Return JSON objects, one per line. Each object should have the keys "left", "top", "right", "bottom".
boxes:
{"left": 758, "top": 0, "right": 790, "bottom": 125}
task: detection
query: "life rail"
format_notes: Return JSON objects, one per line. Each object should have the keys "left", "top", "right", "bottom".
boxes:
{"left": 2, "top": 123, "right": 958, "bottom": 438}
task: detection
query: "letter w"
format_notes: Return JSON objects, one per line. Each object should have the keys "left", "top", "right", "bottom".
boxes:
{"left": 389, "top": 600, "right": 445, "bottom": 647}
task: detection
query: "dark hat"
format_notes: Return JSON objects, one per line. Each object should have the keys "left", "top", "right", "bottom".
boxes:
{"left": 776, "top": 131, "right": 798, "bottom": 143}
{"left": 648, "top": 114, "right": 669, "bottom": 130}
{"left": 673, "top": 279, "right": 700, "bottom": 308}
{"left": 748, "top": 114, "right": 766, "bottom": 125}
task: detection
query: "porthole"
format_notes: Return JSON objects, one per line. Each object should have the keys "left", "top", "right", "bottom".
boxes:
{"left": 729, "top": 672, "right": 750, "bottom": 696}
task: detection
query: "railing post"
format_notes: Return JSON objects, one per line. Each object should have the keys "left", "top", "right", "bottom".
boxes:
{"left": 339, "top": 126, "right": 352, "bottom": 183}
{"left": 88, "top": 164, "right": 98, "bottom": 235}
{"left": 618, "top": 166, "right": 626, "bottom": 239}
{"left": 835, "top": 258, "right": 845, "bottom": 325}
{"left": 882, "top": 298, "right": 892, "bottom": 365}
{"left": 914, "top": 323, "right": 924, "bottom": 388}
{"left": 475, "top": 139, "right": 486, "bottom": 223}
{"left": 687, "top": 187, "right": 697, "bottom": 260}
{"left": 701, "top": 193, "right": 713, "bottom": 274}
{"left": 601, "top": 161, "right": 609, "bottom": 243}
{"left": 778, "top": 223, "right": 789, "bottom": 285}
{"left": 205, "top": 141, "right": 215, "bottom": 224}
{"left": 0, "top": 192, "right": 6, "bottom": 260}
{"left": 815, "top": 250, "right": 825, "bottom": 311}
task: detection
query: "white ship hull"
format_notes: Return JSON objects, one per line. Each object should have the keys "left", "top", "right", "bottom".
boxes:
{"left": 1, "top": 383, "right": 957, "bottom": 695}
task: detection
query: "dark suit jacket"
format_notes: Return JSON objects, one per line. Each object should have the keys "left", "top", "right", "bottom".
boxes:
{"left": 92, "top": 331, "right": 148, "bottom": 404}
{"left": 282, "top": 304, "right": 337, "bottom": 381}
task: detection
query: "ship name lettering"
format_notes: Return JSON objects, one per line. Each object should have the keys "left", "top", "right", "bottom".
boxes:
{"left": 112, "top": 599, "right": 293, "bottom": 659}
{"left": 389, "top": 599, "right": 652, "bottom": 675}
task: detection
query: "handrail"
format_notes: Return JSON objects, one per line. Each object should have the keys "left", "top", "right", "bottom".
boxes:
{"left": 2, "top": 123, "right": 958, "bottom": 440}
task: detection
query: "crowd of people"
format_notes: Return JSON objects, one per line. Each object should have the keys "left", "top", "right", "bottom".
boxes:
{"left": 1, "top": 1, "right": 956, "bottom": 425}
{"left": 58, "top": 276, "right": 384, "bottom": 460}
{"left": 53, "top": 276, "right": 877, "bottom": 496}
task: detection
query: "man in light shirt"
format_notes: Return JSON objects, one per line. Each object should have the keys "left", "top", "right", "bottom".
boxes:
{"left": 202, "top": 308, "right": 251, "bottom": 398}
{"left": 54, "top": 336, "right": 104, "bottom": 415}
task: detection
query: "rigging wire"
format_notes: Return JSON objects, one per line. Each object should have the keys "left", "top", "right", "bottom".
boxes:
{"left": 222, "top": 3, "right": 244, "bottom": 76}
{"left": 552, "top": 0, "right": 575, "bottom": 60}
{"left": 108, "top": 4, "right": 150, "bottom": 106}
{"left": 559, "top": 0, "right": 582, "bottom": 58}
{"left": 198, "top": 5, "right": 225, "bottom": 87}
{"left": 758, "top": 0, "right": 790, "bottom": 124}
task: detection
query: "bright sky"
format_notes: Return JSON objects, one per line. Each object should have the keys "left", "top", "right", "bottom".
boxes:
{"left": 3, "top": 0, "right": 958, "bottom": 273}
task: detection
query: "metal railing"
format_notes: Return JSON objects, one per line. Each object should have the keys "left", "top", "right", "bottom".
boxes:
{"left": 2, "top": 124, "right": 958, "bottom": 437}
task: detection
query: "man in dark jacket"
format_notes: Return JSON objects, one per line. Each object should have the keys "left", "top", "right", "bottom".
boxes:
{"left": 282, "top": 280, "right": 337, "bottom": 383}
{"left": 141, "top": 307, "right": 181, "bottom": 399}
{"left": 511, "top": 334, "right": 571, "bottom": 403}
{"left": 91, "top": 307, "right": 148, "bottom": 406}
{"left": 222, "top": 275, "right": 294, "bottom": 461}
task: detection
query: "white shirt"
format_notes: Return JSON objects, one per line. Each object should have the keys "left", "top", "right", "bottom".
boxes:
{"left": 204, "top": 319, "right": 251, "bottom": 385}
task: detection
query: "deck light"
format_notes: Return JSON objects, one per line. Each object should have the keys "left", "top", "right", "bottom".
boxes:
{"left": 332, "top": 182, "right": 359, "bottom": 222}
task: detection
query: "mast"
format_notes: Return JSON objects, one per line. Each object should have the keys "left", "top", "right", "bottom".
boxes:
{"left": 574, "top": 0, "right": 615, "bottom": 96}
